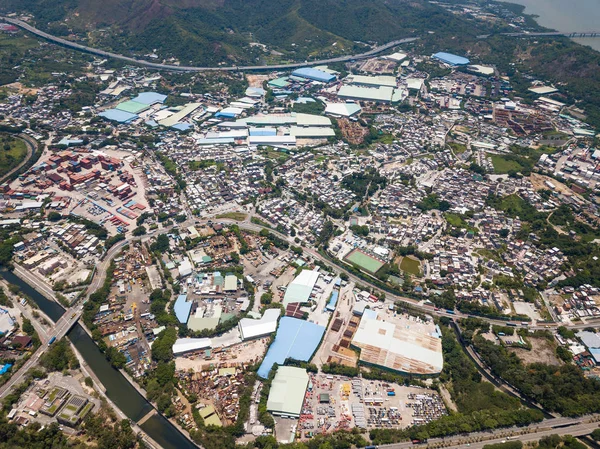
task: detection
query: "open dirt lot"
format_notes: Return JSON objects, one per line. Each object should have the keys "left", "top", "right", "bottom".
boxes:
{"left": 175, "top": 338, "right": 269, "bottom": 372}
{"left": 509, "top": 336, "right": 561, "bottom": 366}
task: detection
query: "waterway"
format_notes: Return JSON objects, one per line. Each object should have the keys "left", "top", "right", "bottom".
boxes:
{"left": 504, "top": 0, "right": 600, "bottom": 51}
{"left": 0, "top": 268, "right": 197, "bottom": 449}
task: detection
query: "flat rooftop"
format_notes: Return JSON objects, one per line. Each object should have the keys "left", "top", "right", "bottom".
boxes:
{"left": 351, "top": 312, "right": 443, "bottom": 376}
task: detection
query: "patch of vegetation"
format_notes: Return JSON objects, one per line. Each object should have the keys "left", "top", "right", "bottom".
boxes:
{"left": 418, "top": 194, "right": 450, "bottom": 212}
{"left": 0, "top": 134, "right": 27, "bottom": 178}
{"left": 399, "top": 256, "right": 420, "bottom": 276}
{"left": 473, "top": 334, "right": 600, "bottom": 416}
{"left": 216, "top": 212, "right": 248, "bottom": 221}
{"left": 341, "top": 167, "right": 387, "bottom": 198}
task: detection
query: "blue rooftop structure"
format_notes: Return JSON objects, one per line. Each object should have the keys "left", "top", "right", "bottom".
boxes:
{"left": 326, "top": 291, "right": 339, "bottom": 312}
{"left": 132, "top": 92, "right": 168, "bottom": 105}
{"left": 432, "top": 52, "right": 470, "bottom": 66}
{"left": 174, "top": 294, "right": 192, "bottom": 324}
{"left": 291, "top": 68, "right": 336, "bottom": 83}
{"left": 58, "top": 137, "right": 84, "bottom": 146}
{"left": 215, "top": 111, "right": 238, "bottom": 119}
{"left": 590, "top": 348, "right": 600, "bottom": 364}
{"left": 99, "top": 109, "right": 138, "bottom": 123}
{"left": 258, "top": 317, "right": 326, "bottom": 378}
{"left": 0, "top": 364, "right": 12, "bottom": 375}
{"left": 171, "top": 123, "right": 192, "bottom": 131}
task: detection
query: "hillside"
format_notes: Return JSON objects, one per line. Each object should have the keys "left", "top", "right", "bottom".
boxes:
{"left": 0, "top": 0, "right": 494, "bottom": 65}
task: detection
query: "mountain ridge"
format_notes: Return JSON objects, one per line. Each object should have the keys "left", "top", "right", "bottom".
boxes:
{"left": 0, "top": 0, "right": 490, "bottom": 65}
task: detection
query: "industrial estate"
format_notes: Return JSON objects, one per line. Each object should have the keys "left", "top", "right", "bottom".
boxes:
{"left": 1, "top": 1, "right": 600, "bottom": 449}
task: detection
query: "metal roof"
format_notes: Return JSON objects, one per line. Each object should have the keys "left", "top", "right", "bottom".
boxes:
{"left": 283, "top": 269, "right": 320, "bottom": 306}
{"left": 266, "top": 366, "right": 309, "bottom": 417}
{"left": 239, "top": 308, "right": 281, "bottom": 340}
{"left": 174, "top": 294, "right": 192, "bottom": 324}
{"left": 291, "top": 68, "right": 336, "bottom": 83}
{"left": 432, "top": 52, "right": 470, "bottom": 66}
{"left": 99, "top": 109, "right": 138, "bottom": 123}
{"left": 257, "top": 317, "right": 325, "bottom": 378}
{"left": 337, "top": 85, "right": 394, "bottom": 102}
{"left": 132, "top": 92, "right": 167, "bottom": 105}
{"left": 115, "top": 100, "right": 151, "bottom": 114}
{"left": 352, "top": 313, "right": 443, "bottom": 375}
{"left": 348, "top": 74, "right": 397, "bottom": 88}
{"left": 172, "top": 337, "right": 211, "bottom": 355}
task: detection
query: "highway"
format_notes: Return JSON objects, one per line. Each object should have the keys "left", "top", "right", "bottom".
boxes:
{"left": 1, "top": 16, "right": 417, "bottom": 72}
{"left": 379, "top": 416, "right": 600, "bottom": 449}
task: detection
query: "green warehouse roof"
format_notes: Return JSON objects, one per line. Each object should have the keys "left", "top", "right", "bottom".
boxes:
{"left": 115, "top": 100, "right": 151, "bottom": 114}
{"left": 266, "top": 366, "right": 309, "bottom": 417}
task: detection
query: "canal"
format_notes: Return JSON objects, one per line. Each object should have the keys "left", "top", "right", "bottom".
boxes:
{"left": 0, "top": 268, "right": 198, "bottom": 449}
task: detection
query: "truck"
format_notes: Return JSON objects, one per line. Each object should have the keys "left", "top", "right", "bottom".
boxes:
{"left": 48, "top": 336, "right": 56, "bottom": 345}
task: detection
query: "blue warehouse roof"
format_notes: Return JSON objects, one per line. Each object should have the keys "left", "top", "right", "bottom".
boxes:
{"left": 291, "top": 68, "right": 336, "bottom": 83}
{"left": 258, "top": 317, "right": 326, "bottom": 378}
{"left": 98, "top": 109, "right": 138, "bottom": 123}
{"left": 133, "top": 92, "right": 168, "bottom": 105}
{"left": 174, "top": 294, "right": 192, "bottom": 324}
{"left": 432, "top": 52, "right": 470, "bottom": 66}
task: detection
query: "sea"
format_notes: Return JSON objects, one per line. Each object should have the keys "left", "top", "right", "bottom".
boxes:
{"left": 503, "top": 0, "right": 600, "bottom": 52}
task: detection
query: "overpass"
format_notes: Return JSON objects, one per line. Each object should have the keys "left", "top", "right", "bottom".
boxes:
{"left": 0, "top": 306, "right": 82, "bottom": 399}
{"left": 0, "top": 16, "right": 417, "bottom": 72}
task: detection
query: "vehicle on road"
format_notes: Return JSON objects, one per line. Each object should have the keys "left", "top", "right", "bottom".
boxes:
{"left": 48, "top": 336, "right": 56, "bottom": 345}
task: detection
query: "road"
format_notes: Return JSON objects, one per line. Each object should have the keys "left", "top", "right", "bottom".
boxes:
{"left": 0, "top": 307, "right": 82, "bottom": 399}
{"left": 1, "top": 16, "right": 417, "bottom": 72}
{"left": 380, "top": 417, "right": 600, "bottom": 449}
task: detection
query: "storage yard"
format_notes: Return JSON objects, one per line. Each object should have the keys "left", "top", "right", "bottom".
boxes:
{"left": 297, "top": 374, "right": 446, "bottom": 437}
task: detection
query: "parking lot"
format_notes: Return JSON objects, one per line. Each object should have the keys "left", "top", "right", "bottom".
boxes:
{"left": 297, "top": 374, "right": 447, "bottom": 438}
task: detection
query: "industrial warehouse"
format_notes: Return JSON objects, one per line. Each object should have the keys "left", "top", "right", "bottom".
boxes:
{"left": 351, "top": 311, "right": 444, "bottom": 376}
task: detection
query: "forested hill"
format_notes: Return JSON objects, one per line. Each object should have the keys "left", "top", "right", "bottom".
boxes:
{"left": 0, "top": 0, "right": 495, "bottom": 65}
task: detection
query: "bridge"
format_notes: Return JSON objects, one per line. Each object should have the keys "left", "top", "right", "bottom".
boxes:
{"left": 493, "top": 31, "right": 600, "bottom": 38}
{"left": 0, "top": 306, "right": 82, "bottom": 399}
{"left": 0, "top": 16, "right": 417, "bottom": 72}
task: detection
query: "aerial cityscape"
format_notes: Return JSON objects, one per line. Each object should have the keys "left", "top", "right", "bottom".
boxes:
{"left": 0, "top": 0, "right": 600, "bottom": 449}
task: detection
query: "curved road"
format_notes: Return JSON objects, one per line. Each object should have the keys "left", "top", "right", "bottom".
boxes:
{"left": 1, "top": 16, "right": 417, "bottom": 72}
{"left": 0, "top": 134, "right": 36, "bottom": 184}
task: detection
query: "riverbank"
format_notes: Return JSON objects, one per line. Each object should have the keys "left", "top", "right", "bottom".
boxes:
{"left": 1, "top": 267, "right": 199, "bottom": 449}
{"left": 70, "top": 342, "right": 164, "bottom": 449}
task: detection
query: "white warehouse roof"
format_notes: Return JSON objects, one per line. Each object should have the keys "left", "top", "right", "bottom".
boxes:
{"left": 351, "top": 313, "right": 443, "bottom": 375}
{"left": 172, "top": 338, "right": 212, "bottom": 355}
{"left": 239, "top": 308, "right": 281, "bottom": 340}
{"left": 283, "top": 269, "right": 320, "bottom": 306}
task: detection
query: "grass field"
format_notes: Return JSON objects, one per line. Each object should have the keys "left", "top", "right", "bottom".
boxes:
{"left": 216, "top": 212, "right": 247, "bottom": 221}
{"left": 490, "top": 154, "right": 524, "bottom": 174}
{"left": 0, "top": 134, "right": 27, "bottom": 178}
{"left": 399, "top": 256, "right": 421, "bottom": 275}
{"left": 345, "top": 249, "right": 385, "bottom": 273}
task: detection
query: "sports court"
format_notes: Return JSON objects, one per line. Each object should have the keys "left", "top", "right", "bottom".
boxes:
{"left": 344, "top": 248, "right": 385, "bottom": 273}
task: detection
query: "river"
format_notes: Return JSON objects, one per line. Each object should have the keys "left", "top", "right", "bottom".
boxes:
{"left": 0, "top": 268, "right": 197, "bottom": 449}
{"left": 504, "top": 0, "right": 600, "bottom": 51}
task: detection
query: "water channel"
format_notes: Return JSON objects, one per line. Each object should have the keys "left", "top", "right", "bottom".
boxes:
{"left": 0, "top": 268, "right": 198, "bottom": 449}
